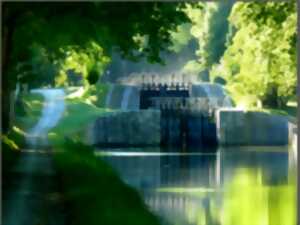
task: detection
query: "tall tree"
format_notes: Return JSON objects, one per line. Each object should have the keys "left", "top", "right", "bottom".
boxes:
{"left": 184, "top": 1, "right": 234, "bottom": 80}
{"left": 210, "top": 1, "right": 297, "bottom": 108}
{"left": 2, "top": 2, "right": 190, "bottom": 132}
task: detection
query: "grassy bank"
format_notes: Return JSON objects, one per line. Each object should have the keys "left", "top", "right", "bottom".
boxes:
{"left": 51, "top": 98, "right": 110, "bottom": 137}
{"left": 52, "top": 138, "right": 161, "bottom": 225}
{"left": 238, "top": 104, "right": 297, "bottom": 125}
{"left": 50, "top": 91, "right": 161, "bottom": 225}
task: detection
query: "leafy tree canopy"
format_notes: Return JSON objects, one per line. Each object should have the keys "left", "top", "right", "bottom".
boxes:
{"left": 3, "top": 2, "right": 190, "bottom": 88}
{"left": 183, "top": 1, "right": 233, "bottom": 78}
{"left": 210, "top": 1, "right": 297, "bottom": 108}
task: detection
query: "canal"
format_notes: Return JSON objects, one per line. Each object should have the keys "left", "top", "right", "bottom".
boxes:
{"left": 96, "top": 146, "right": 297, "bottom": 225}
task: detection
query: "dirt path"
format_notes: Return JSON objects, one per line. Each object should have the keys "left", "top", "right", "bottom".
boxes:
{"left": 3, "top": 89, "right": 66, "bottom": 225}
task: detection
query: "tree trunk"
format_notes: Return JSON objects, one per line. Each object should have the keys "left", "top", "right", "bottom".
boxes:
{"left": 2, "top": 19, "right": 16, "bottom": 133}
{"left": 262, "top": 85, "right": 279, "bottom": 108}
{"left": 9, "top": 91, "right": 16, "bottom": 129}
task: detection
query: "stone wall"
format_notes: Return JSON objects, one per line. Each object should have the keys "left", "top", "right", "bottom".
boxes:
{"left": 216, "top": 109, "right": 292, "bottom": 146}
{"left": 85, "top": 108, "right": 296, "bottom": 147}
{"left": 84, "top": 110, "right": 161, "bottom": 147}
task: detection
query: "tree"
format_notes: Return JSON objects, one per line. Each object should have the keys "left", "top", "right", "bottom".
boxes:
{"left": 103, "top": 22, "right": 198, "bottom": 82}
{"left": 2, "top": 2, "right": 190, "bottom": 132}
{"left": 210, "top": 1, "right": 297, "bottom": 108}
{"left": 184, "top": 1, "right": 234, "bottom": 80}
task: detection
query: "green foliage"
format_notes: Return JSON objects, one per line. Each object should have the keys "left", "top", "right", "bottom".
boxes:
{"left": 182, "top": 60, "right": 203, "bottom": 75}
{"left": 15, "top": 93, "right": 44, "bottom": 130}
{"left": 3, "top": 2, "right": 190, "bottom": 88}
{"left": 2, "top": 2, "right": 190, "bottom": 132}
{"left": 14, "top": 41, "right": 110, "bottom": 87}
{"left": 223, "top": 168, "right": 296, "bottom": 225}
{"left": 53, "top": 138, "right": 161, "bottom": 225}
{"left": 169, "top": 23, "right": 193, "bottom": 53}
{"left": 210, "top": 2, "right": 297, "bottom": 108}
{"left": 50, "top": 97, "right": 110, "bottom": 136}
{"left": 184, "top": 1, "right": 233, "bottom": 76}
{"left": 81, "top": 83, "right": 111, "bottom": 108}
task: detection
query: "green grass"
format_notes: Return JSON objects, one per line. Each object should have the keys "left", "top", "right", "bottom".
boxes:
{"left": 81, "top": 83, "right": 110, "bottom": 108}
{"left": 53, "top": 138, "right": 161, "bottom": 225}
{"left": 280, "top": 104, "right": 297, "bottom": 118}
{"left": 50, "top": 90, "right": 162, "bottom": 225}
{"left": 65, "top": 83, "right": 110, "bottom": 108}
{"left": 50, "top": 98, "right": 111, "bottom": 137}
{"left": 53, "top": 84, "right": 113, "bottom": 137}
{"left": 263, "top": 106, "right": 297, "bottom": 124}
{"left": 241, "top": 105, "right": 297, "bottom": 123}
{"left": 15, "top": 92, "right": 44, "bottom": 131}
{"left": 4, "top": 88, "right": 162, "bottom": 225}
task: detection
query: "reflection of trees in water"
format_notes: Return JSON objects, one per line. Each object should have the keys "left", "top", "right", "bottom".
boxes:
{"left": 222, "top": 167, "right": 296, "bottom": 225}
{"left": 144, "top": 192, "right": 216, "bottom": 225}
{"left": 143, "top": 154, "right": 220, "bottom": 225}
{"left": 220, "top": 150, "right": 290, "bottom": 187}
{"left": 103, "top": 149, "right": 295, "bottom": 225}
{"left": 159, "top": 154, "right": 218, "bottom": 188}
{"left": 144, "top": 151, "right": 295, "bottom": 225}
{"left": 144, "top": 167, "right": 296, "bottom": 225}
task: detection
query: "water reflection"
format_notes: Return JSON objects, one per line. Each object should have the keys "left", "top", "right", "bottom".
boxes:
{"left": 96, "top": 146, "right": 296, "bottom": 225}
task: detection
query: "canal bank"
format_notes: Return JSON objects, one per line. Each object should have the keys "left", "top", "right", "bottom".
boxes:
{"left": 5, "top": 87, "right": 296, "bottom": 225}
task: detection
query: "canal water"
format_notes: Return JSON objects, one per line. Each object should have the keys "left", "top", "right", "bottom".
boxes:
{"left": 96, "top": 146, "right": 297, "bottom": 225}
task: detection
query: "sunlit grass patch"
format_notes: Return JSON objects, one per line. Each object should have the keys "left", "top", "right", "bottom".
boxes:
{"left": 287, "top": 101, "right": 297, "bottom": 107}
{"left": 242, "top": 107, "right": 297, "bottom": 122}
{"left": 2, "top": 135, "right": 20, "bottom": 151}
{"left": 81, "top": 83, "right": 110, "bottom": 107}
{"left": 15, "top": 92, "right": 44, "bottom": 131}
{"left": 65, "top": 86, "right": 85, "bottom": 99}
{"left": 65, "top": 83, "right": 110, "bottom": 108}
{"left": 51, "top": 98, "right": 111, "bottom": 136}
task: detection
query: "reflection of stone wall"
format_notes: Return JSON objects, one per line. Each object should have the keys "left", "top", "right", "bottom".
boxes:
{"left": 288, "top": 121, "right": 297, "bottom": 146}
{"left": 217, "top": 109, "right": 290, "bottom": 146}
{"left": 85, "top": 110, "right": 161, "bottom": 146}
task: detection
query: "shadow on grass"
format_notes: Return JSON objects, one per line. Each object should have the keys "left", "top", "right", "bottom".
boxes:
{"left": 15, "top": 92, "right": 45, "bottom": 131}
{"left": 53, "top": 138, "right": 162, "bottom": 225}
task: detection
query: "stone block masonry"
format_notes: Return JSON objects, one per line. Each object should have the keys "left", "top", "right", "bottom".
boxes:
{"left": 216, "top": 109, "right": 291, "bottom": 146}
{"left": 85, "top": 110, "right": 161, "bottom": 147}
